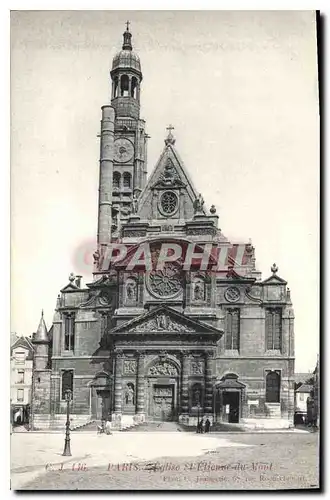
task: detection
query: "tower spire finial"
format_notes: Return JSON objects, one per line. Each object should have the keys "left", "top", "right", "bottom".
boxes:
{"left": 165, "top": 124, "right": 176, "bottom": 146}
{"left": 122, "top": 21, "right": 132, "bottom": 50}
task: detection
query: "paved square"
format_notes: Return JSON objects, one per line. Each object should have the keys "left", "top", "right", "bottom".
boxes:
{"left": 11, "top": 430, "right": 319, "bottom": 490}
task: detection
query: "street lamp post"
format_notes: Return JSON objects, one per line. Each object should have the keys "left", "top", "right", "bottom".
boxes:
{"left": 62, "top": 389, "right": 72, "bottom": 457}
{"left": 196, "top": 403, "right": 201, "bottom": 433}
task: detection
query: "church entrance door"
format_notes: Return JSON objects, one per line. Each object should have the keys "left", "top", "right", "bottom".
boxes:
{"left": 223, "top": 391, "right": 240, "bottom": 423}
{"left": 92, "top": 389, "right": 110, "bottom": 420}
{"left": 151, "top": 385, "right": 174, "bottom": 421}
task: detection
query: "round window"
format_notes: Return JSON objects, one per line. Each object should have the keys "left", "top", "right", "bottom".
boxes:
{"left": 160, "top": 191, "right": 178, "bottom": 216}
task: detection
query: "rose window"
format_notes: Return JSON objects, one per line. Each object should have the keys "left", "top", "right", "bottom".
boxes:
{"left": 147, "top": 263, "right": 183, "bottom": 298}
{"left": 160, "top": 191, "right": 178, "bottom": 215}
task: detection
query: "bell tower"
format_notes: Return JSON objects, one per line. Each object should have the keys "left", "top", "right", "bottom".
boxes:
{"left": 110, "top": 22, "right": 149, "bottom": 233}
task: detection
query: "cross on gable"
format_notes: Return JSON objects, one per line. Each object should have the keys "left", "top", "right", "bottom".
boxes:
{"left": 166, "top": 124, "right": 175, "bottom": 133}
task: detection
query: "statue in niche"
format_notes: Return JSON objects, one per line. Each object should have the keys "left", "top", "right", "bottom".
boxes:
{"left": 159, "top": 159, "right": 179, "bottom": 185}
{"left": 192, "top": 386, "right": 201, "bottom": 406}
{"left": 156, "top": 313, "right": 168, "bottom": 329}
{"left": 125, "top": 384, "right": 135, "bottom": 405}
{"left": 193, "top": 193, "right": 205, "bottom": 214}
{"left": 132, "top": 191, "right": 139, "bottom": 214}
{"left": 93, "top": 249, "right": 100, "bottom": 266}
{"left": 194, "top": 280, "right": 205, "bottom": 301}
{"left": 126, "top": 280, "right": 137, "bottom": 301}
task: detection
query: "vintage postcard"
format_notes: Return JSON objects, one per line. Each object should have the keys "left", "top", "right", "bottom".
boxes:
{"left": 10, "top": 10, "right": 320, "bottom": 491}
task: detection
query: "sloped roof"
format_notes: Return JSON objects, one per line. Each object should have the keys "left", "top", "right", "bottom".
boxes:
{"left": 11, "top": 335, "right": 35, "bottom": 352}
{"left": 294, "top": 373, "right": 312, "bottom": 383}
{"left": 32, "top": 311, "right": 48, "bottom": 342}
{"left": 296, "top": 384, "right": 313, "bottom": 393}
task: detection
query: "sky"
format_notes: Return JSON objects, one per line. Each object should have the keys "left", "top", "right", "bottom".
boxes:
{"left": 10, "top": 10, "right": 319, "bottom": 372}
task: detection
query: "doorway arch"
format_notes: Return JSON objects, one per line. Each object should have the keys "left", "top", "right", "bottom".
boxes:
{"left": 89, "top": 372, "right": 112, "bottom": 420}
{"left": 265, "top": 371, "right": 281, "bottom": 403}
{"left": 146, "top": 358, "right": 180, "bottom": 422}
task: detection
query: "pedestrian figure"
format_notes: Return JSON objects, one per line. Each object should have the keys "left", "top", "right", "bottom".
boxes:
{"left": 97, "top": 419, "right": 105, "bottom": 434}
{"left": 105, "top": 420, "right": 112, "bottom": 435}
{"left": 204, "top": 418, "right": 211, "bottom": 433}
{"left": 196, "top": 420, "right": 203, "bottom": 433}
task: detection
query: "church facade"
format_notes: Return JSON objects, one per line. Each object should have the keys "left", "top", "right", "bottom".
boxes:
{"left": 31, "top": 26, "right": 295, "bottom": 430}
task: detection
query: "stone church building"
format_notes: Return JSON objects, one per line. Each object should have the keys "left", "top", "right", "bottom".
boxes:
{"left": 31, "top": 26, "right": 295, "bottom": 430}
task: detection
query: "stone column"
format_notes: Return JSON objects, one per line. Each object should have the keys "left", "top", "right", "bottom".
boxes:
{"left": 204, "top": 350, "right": 214, "bottom": 416}
{"left": 151, "top": 191, "right": 158, "bottom": 219}
{"left": 136, "top": 352, "right": 146, "bottom": 422}
{"left": 97, "top": 105, "right": 114, "bottom": 247}
{"left": 179, "top": 189, "right": 185, "bottom": 221}
{"left": 113, "top": 351, "right": 124, "bottom": 417}
{"left": 180, "top": 353, "right": 190, "bottom": 422}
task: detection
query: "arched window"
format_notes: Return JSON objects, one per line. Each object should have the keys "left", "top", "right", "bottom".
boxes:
{"left": 64, "top": 313, "right": 75, "bottom": 351}
{"left": 61, "top": 370, "right": 73, "bottom": 400}
{"left": 113, "top": 172, "right": 121, "bottom": 189}
{"left": 123, "top": 172, "right": 132, "bottom": 188}
{"left": 113, "top": 77, "right": 119, "bottom": 98}
{"left": 266, "top": 308, "right": 282, "bottom": 350}
{"left": 120, "top": 75, "right": 129, "bottom": 97}
{"left": 131, "top": 77, "right": 137, "bottom": 98}
{"left": 265, "top": 371, "right": 281, "bottom": 403}
{"left": 225, "top": 309, "right": 240, "bottom": 350}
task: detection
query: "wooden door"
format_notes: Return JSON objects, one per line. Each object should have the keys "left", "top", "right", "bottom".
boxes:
{"left": 152, "top": 385, "right": 174, "bottom": 421}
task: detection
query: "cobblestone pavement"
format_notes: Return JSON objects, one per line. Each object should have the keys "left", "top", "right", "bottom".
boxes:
{"left": 11, "top": 431, "right": 319, "bottom": 491}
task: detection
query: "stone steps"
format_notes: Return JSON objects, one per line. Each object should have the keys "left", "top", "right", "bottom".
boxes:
{"left": 265, "top": 403, "right": 282, "bottom": 419}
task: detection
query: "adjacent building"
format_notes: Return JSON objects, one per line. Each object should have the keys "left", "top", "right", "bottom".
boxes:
{"left": 11, "top": 335, "right": 35, "bottom": 425}
{"left": 31, "top": 26, "right": 295, "bottom": 430}
{"left": 294, "top": 384, "right": 312, "bottom": 420}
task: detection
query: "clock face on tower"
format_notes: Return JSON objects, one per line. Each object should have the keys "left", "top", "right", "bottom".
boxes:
{"left": 114, "top": 138, "right": 134, "bottom": 163}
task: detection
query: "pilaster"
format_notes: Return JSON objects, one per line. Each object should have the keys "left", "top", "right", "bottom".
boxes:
{"left": 181, "top": 352, "right": 190, "bottom": 414}
{"left": 204, "top": 350, "right": 214, "bottom": 414}
{"left": 114, "top": 351, "right": 124, "bottom": 414}
{"left": 136, "top": 352, "right": 146, "bottom": 417}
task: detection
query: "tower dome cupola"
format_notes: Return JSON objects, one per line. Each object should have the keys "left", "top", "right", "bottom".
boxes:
{"left": 110, "top": 22, "right": 142, "bottom": 119}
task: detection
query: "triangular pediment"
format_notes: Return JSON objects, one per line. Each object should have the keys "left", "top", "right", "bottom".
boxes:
{"left": 112, "top": 305, "right": 223, "bottom": 336}
{"left": 60, "top": 282, "right": 79, "bottom": 293}
{"left": 136, "top": 144, "right": 208, "bottom": 220}
{"left": 262, "top": 274, "right": 287, "bottom": 285}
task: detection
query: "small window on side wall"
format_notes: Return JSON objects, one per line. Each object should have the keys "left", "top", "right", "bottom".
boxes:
{"left": 265, "top": 371, "right": 280, "bottom": 403}
{"left": 123, "top": 172, "right": 132, "bottom": 188}
{"left": 113, "top": 172, "right": 121, "bottom": 189}
{"left": 61, "top": 370, "right": 73, "bottom": 400}
{"left": 225, "top": 309, "right": 240, "bottom": 350}
{"left": 266, "top": 308, "right": 282, "bottom": 351}
{"left": 64, "top": 313, "right": 75, "bottom": 351}
{"left": 17, "top": 389, "right": 24, "bottom": 402}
